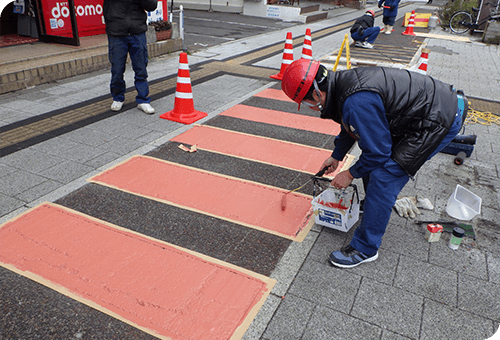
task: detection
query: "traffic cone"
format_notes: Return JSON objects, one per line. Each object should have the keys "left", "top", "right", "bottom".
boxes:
{"left": 402, "top": 10, "right": 416, "bottom": 36}
{"left": 160, "top": 52, "right": 207, "bottom": 125}
{"left": 415, "top": 48, "right": 430, "bottom": 75}
{"left": 271, "top": 32, "right": 294, "bottom": 80}
{"left": 301, "top": 28, "right": 312, "bottom": 60}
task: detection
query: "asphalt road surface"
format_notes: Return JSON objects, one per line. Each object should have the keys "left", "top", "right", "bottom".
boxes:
{"left": 170, "top": 9, "right": 298, "bottom": 51}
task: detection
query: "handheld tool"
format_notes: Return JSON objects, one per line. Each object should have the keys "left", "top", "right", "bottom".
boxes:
{"left": 281, "top": 166, "right": 329, "bottom": 211}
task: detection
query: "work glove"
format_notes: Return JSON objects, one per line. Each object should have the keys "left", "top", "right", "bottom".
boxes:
{"left": 378, "top": 3, "right": 382, "bottom": 8}
{"left": 416, "top": 194, "right": 434, "bottom": 210}
{"left": 394, "top": 197, "right": 421, "bottom": 218}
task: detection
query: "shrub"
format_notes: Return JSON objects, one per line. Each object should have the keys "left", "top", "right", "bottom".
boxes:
{"left": 149, "top": 20, "right": 172, "bottom": 32}
{"left": 439, "top": 0, "right": 478, "bottom": 27}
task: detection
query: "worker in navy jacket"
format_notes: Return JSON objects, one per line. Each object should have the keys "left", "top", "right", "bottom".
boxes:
{"left": 378, "top": 0, "right": 401, "bottom": 34}
{"left": 281, "top": 59, "right": 467, "bottom": 268}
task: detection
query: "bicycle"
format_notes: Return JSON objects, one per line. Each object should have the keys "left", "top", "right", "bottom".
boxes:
{"left": 449, "top": 3, "right": 500, "bottom": 34}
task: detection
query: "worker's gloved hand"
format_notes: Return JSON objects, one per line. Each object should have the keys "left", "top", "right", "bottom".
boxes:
{"left": 416, "top": 195, "right": 434, "bottom": 210}
{"left": 389, "top": 5, "right": 394, "bottom": 9}
{"left": 394, "top": 197, "right": 421, "bottom": 218}
{"left": 378, "top": 3, "right": 382, "bottom": 8}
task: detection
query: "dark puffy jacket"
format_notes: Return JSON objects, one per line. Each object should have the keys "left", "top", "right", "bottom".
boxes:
{"left": 350, "top": 14, "right": 374, "bottom": 34}
{"left": 103, "top": 0, "right": 158, "bottom": 36}
{"left": 320, "top": 67, "right": 458, "bottom": 176}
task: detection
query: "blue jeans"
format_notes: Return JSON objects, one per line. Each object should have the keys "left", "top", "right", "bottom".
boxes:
{"left": 350, "top": 106, "right": 464, "bottom": 255}
{"left": 351, "top": 27, "right": 380, "bottom": 44}
{"left": 108, "top": 33, "right": 150, "bottom": 104}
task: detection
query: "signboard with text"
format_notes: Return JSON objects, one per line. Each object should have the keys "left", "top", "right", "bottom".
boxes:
{"left": 41, "top": 0, "right": 167, "bottom": 38}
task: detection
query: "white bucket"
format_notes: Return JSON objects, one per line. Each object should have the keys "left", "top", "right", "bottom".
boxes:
{"left": 446, "top": 185, "right": 481, "bottom": 221}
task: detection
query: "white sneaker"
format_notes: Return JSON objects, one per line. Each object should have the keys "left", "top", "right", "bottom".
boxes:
{"left": 111, "top": 101, "right": 123, "bottom": 111}
{"left": 362, "top": 42, "right": 374, "bottom": 49}
{"left": 355, "top": 41, "right": 364, "bottom": 48}
{"left": 137, "top": 103, "right": 155, "bottom": 114}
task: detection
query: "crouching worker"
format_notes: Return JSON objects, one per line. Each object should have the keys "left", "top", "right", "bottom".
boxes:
{"left": 350, "top": 10, "right": 379, "bottom": 49}
{"left": 281, "top": 59, "right": 467, "bottom": 268}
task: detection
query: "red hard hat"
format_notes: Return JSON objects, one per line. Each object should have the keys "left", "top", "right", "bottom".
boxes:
{"left": 366, "top": 9, "right": 375, "bottom": 17}
{"left": 281, "top": 58, "right": 320, "bottom": 110}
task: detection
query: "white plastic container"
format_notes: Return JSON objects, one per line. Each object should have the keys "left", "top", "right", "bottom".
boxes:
{"left": 446, "top": 185, "right": 481, "bottom": 221}
{"left": 311, "top": 186, "right": 359, "bottom": 232}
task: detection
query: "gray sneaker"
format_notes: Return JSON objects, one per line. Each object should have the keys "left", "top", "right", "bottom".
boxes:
{"left": 362, "top": 42, "right": 374, "bottom": 49}
{"left": 110, "top": 101, "right": 123, "bottom": 111}
{"left": 137, "top": 103, "right": 155, "bottom": 115}
{"left": 329, "top": 245, "right": 378, "bottom": 268}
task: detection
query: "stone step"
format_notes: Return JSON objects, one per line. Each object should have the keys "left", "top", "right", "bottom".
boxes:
{"left": 302, "top": 10, "right": 328, "bottom": 23}
{"left": 299, "top": 4, "right": 320, "bottom": 14}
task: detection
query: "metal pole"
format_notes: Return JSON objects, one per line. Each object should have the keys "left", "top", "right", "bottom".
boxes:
{"left": 209, "top": 0, "right": 213, "bottom": 12}
{"left": 180, "top": 5, "right": 185, "bottom": 51}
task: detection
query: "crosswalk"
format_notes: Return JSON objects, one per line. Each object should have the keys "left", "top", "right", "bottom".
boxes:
{"left": 0, "top": 84, "right": 350, "bottom": 339}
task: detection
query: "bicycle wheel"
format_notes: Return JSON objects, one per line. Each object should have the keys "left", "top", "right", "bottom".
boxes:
{"left": 449, "top": 11, "right": 473, "bottom": 34}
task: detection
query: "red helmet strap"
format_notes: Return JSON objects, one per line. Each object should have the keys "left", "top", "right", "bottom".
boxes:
{"left": 312, "top": 79, "right": 323, "bottom": 111}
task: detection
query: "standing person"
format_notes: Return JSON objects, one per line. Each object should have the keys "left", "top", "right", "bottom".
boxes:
{"left": 103, "top": 0, "right": 158, "bottom": 114}
{"left": 378, "top": 0, "right": 400, "bottom": 34}
{"left": 350, "top": 10, "right": 379, "bottom": 49}
{"left": 281, "top": 59, "right": 467, "bottom": 268}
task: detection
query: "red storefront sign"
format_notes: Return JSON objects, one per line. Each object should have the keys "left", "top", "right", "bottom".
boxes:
{"left": 42, "top": 0, "right": 104, "bottom": 37}
{"left": 41, "top": 0, "right": 167, "bottom": 38}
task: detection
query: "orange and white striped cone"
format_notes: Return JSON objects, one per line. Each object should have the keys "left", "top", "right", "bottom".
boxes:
{"left": 160, "top": 52, "right": 207, "bottom": 124}
{"left": 271, "top": 32, "right": 294, "bottom": 80}
{"left": 402, "top": 10, "right": 416, "bottom": 36}
{"left": 301, "top": 28, "right": 312, "bottom": 60}
{"left": 416, "top": 48, "right": 430, "bottom": 75}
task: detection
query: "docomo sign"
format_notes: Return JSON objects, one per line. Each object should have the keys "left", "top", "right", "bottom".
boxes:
{"left": 51, "top": 2, "right": 102, "bottom": 19}
{"left": 43, "top": 0, "right": 105, "bottom": 37}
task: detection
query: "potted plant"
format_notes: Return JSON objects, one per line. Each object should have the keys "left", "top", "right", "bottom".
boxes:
{"left": 149, "top": 20, "right": 172, "bottom": 41}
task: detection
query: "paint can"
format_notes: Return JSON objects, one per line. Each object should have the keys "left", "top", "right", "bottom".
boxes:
{"left": 425, "top": 223, "right": 443, "bottom": 242}
{"left": 448, "top": 227, "right": 465, "bottom": 250}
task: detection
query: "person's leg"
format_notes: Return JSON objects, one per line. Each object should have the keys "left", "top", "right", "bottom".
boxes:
{"left": 351, "top": 31, "right": 362, "bottom": 42}
{"left": 108, "top": 35, "right": 128, "bottom": 103}
{"left": 387, "top": 16, "right": 396, "bottom": 26}
{"left": 385, "top": 16, "right": 396, "bottom": 34}
{"left": 128, "top": 33, "right": 151, "bottom": 104}
{"left": 365, "top": 27, "right": 380, "bottom": 44}
{"left": 349, "top": 159, "right": 410, "bottom": 255}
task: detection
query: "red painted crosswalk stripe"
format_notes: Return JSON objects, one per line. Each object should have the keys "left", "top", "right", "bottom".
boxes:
{"left": 89, "top": 156, "right": 315, "bottom": 241}
{"left": 0, "top": 203, "right": 275, "bottom": 340}
{"left": 172, "top": 125, "right": 345, "bottom": 176}
{"left": 253, "top": 88, "right": 294, "bottom": 102}
{"left": 220, "top": 104, "right": 341, "bottom": 136}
